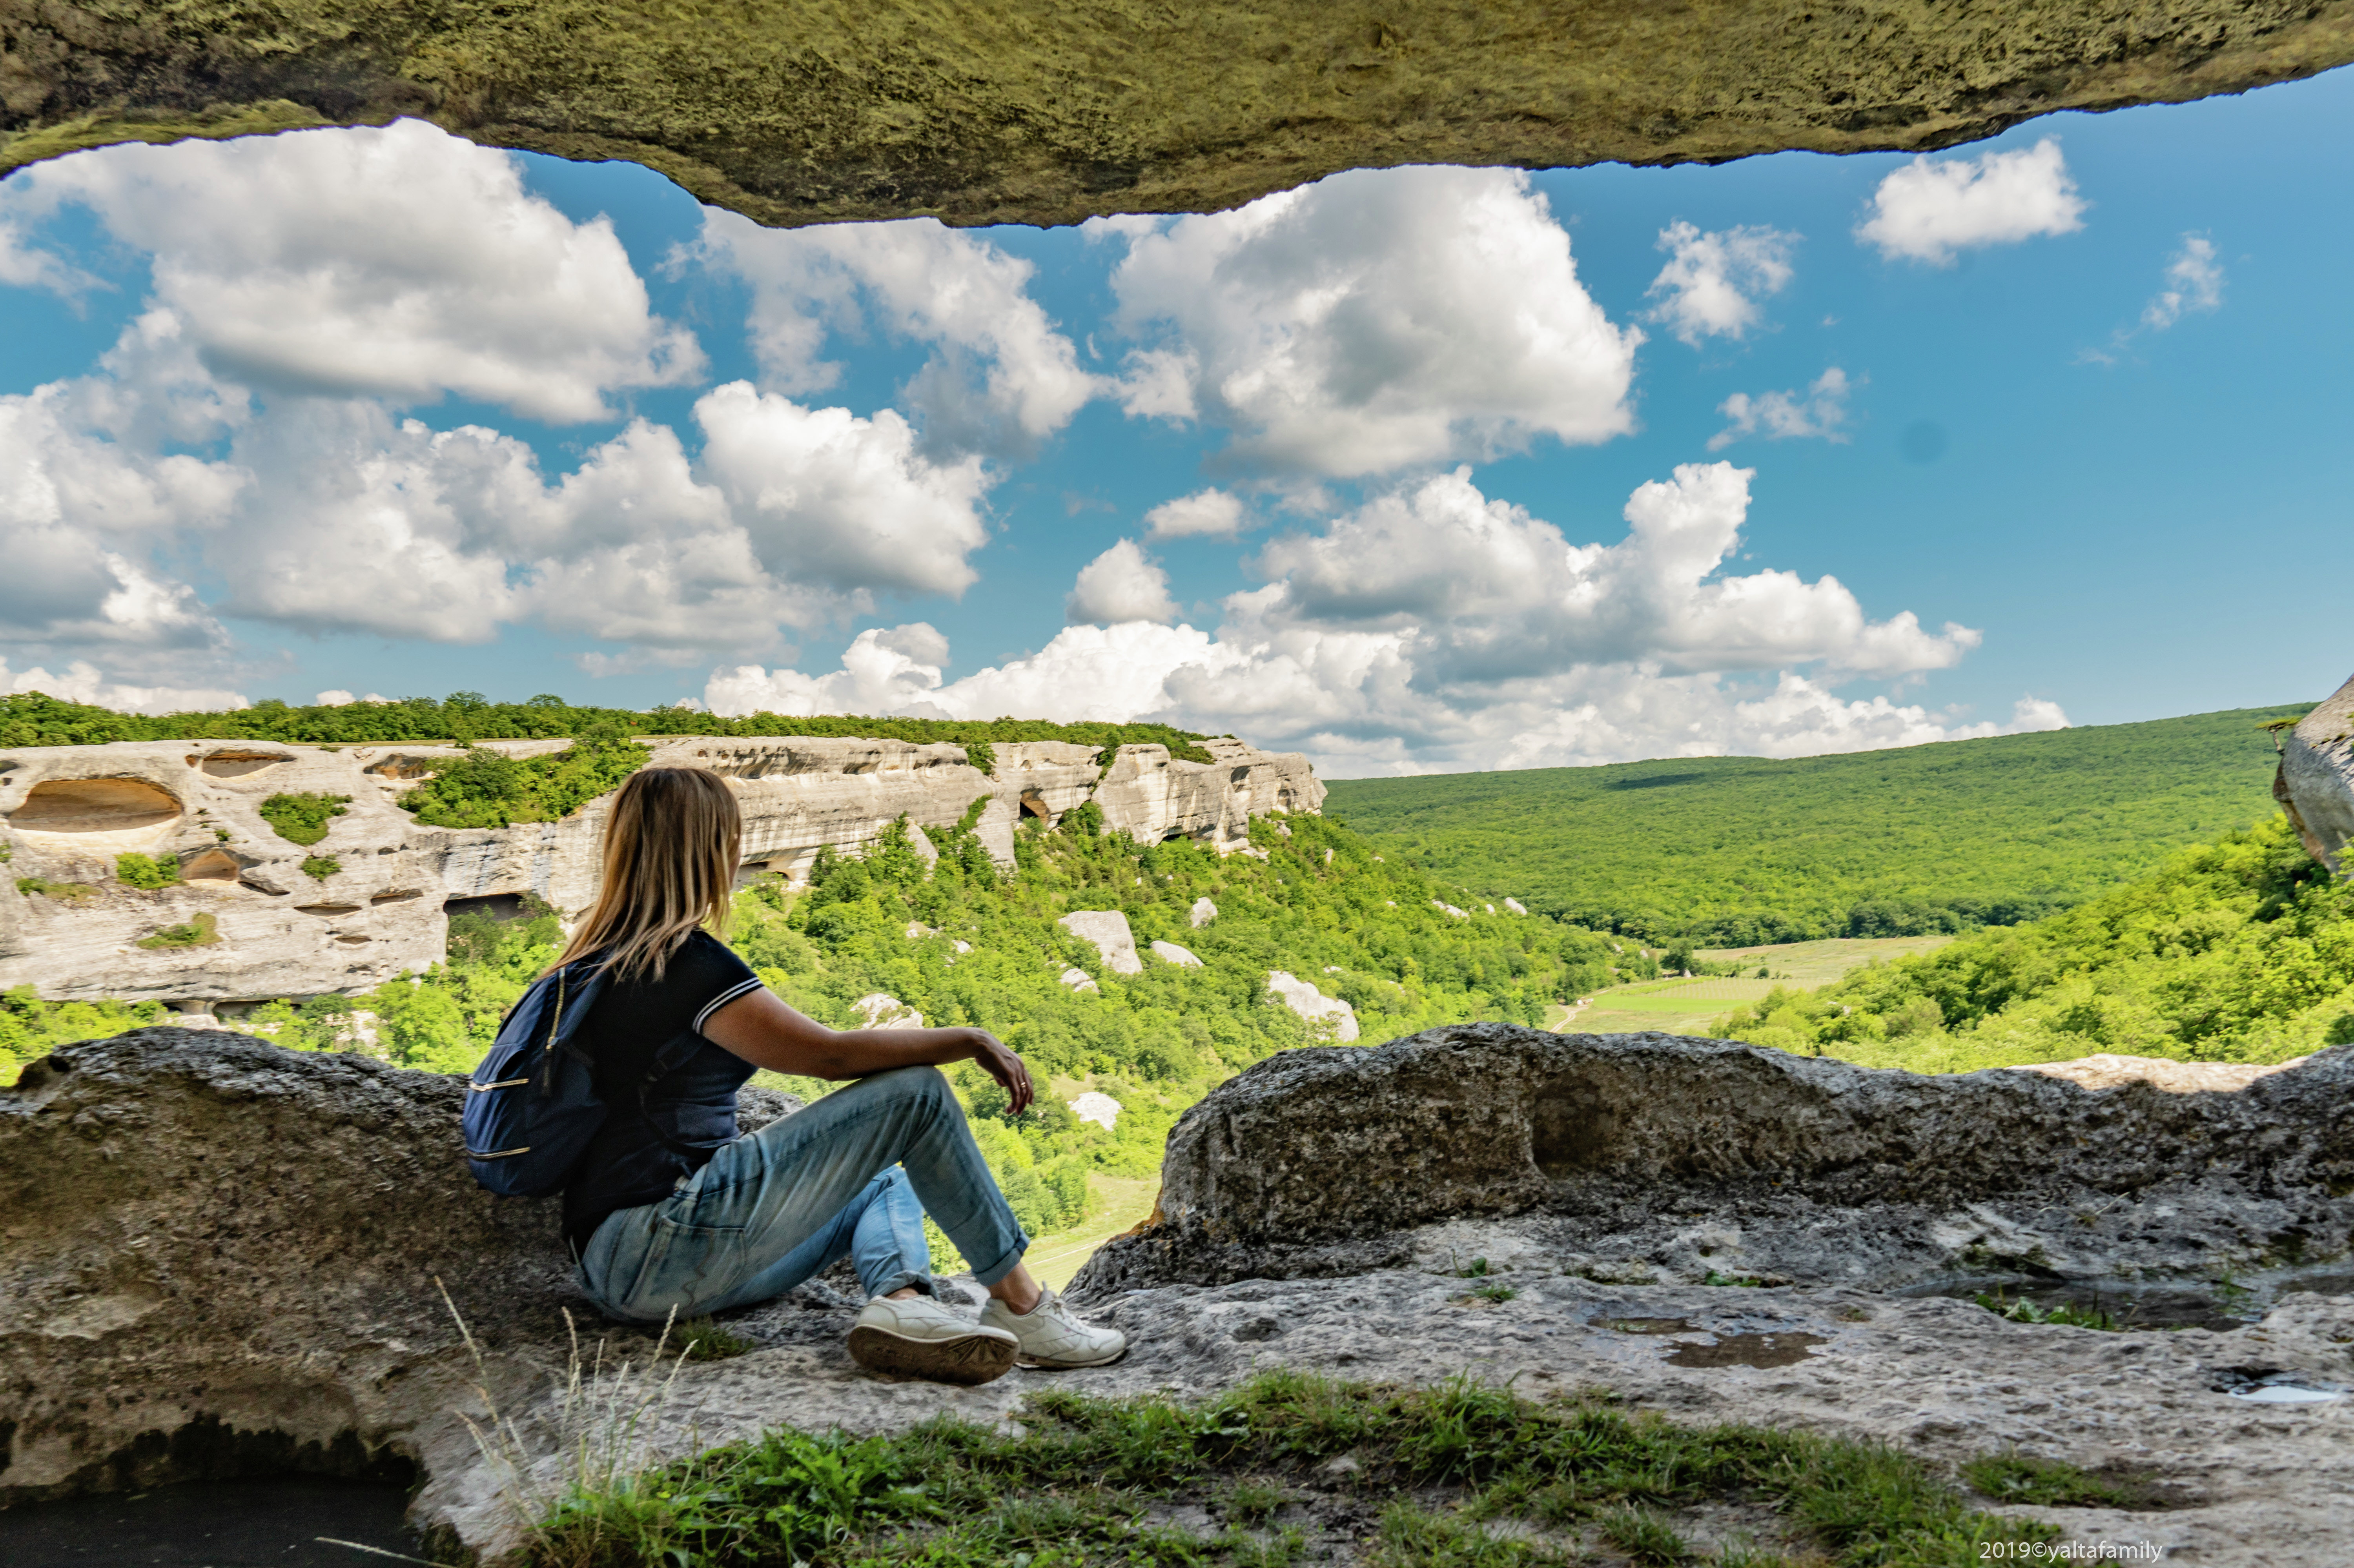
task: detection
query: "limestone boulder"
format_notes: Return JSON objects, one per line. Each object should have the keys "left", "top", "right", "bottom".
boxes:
{"left": 1149, "top": 940, "right": 1203, "bottom": 967}
{"left": 1075, "top": 1024, "right": 2354, "bottom": 1296}
{"left": 1264, "top": 971, "right": 1359, "bottom": 1042}
{"left": 1189, "top": 897, "right": 1217, "bottom": 928}
{"left": 2277, "top": 671, "right": 2354, "bottom": 871}
{"left": 1058, "top": 910, "right": 1142, "bottom": 975}
{"left": 2005, "top": 1052, "right": 2311, "bottom": 1093}
{"left": 0, "top": 1027, "right": 798, "bottom": 1515}
{"left": 9, "top": 1, "right": 2352, "bottom": 233}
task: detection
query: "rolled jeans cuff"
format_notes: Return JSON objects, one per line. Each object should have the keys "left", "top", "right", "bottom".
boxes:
{"left": 963, "top": 1234, "right": 1029, "bottom": 1289}
{"left": 872, "top": 1269, "right": 937, "bottom": 1300}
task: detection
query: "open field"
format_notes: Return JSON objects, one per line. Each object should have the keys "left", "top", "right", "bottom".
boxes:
{"left": 1020, "top": 1175, "right": 1158, "bottom": 1290}
{"left": 1549, "top": 935, "right": 1954, "bottom": 1036}
{"left": 1698, "top": 934, "right": 1959, "bottom": 986}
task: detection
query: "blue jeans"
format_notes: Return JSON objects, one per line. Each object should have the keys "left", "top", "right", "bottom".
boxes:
{"left": 578, "top": 1065, "right": 1031, "bottom": 1324}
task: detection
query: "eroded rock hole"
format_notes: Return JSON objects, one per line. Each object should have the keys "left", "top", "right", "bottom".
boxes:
{"left": 197, "top": 752, "right": 292, "bottom": 779}
{"left": 1530, "top": 1077, "right": 1620, "bottom": 1178}
{"left": 181, "top": 849, "right": 242, "bottom": 882}
{"left": 8, "top": 778, "right": 183, "bottom": 850}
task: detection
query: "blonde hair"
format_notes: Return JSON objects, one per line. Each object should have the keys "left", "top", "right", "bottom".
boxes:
{"left": 553, "top": 767, "right": 740, "bottom": 981}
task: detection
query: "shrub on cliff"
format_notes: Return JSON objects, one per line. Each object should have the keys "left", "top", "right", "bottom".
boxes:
{"left": 398, "top": 726, "right": 649, "bottom": 828}
{"left": 257, "top": 792, "right": 350, "bottom": 846}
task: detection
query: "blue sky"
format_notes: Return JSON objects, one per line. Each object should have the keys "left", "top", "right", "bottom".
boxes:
{"left": 1, "top": 67, "right": 2347, "bottom": 775}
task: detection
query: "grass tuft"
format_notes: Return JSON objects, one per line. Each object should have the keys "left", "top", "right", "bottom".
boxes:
{"left": 1961, "top": 1451, "right": 2141, "bottom": 1509}
{"left": 520, "top": 1371, "right": 2058, "bottom": 1568}
{"left": 137, "top": 911, "right": 219, "bottom": 949}
{"left": 673, "top": 1317, "right": 756, "bottom": 1362}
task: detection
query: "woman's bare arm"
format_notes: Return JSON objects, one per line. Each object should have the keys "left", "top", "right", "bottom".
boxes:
{"left": 702, "top": 987, "right": 1033, "bottom": 1114}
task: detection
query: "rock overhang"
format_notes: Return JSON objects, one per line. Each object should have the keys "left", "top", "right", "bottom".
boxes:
{"left": 4, "top": 2, "right": 2352, "bottom": 228}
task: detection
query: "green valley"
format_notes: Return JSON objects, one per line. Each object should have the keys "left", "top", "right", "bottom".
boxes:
{"left": 1326, "top": 703, "right": 2314, "bottom": 946}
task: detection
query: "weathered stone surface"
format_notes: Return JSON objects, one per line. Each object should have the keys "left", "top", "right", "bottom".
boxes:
{"left": 1095, "top": 741, "right": 1324, "bottom": 852}
{"left": 0, "top": 1026, "right": 793, "bottom": 1513}
{"left": 1074, "top": 1024, "right": 2354, "bottom": 1295}
{"left": 9, "top": 1025, "right": 2354, "bottom": 1566}
{"left": 1058, "top": 909, "right": 1142, "bottom": 975}
{"left": 2278, "top": 670, "right": 2354, "bottom": 871}
{"left": 6, "top": 2, "right": 2352, "bottom": 231}
{"left": 0, "top": 732, "right": 1314, "bottom": 1004}
{"left": 1150, "top": 939, "right": 1203, "bottom": 967}
{"left": 1264, "top": 970, "right": 1359, "bottom": 1042}
{"left": 1190, "top": 897, "right": 1218, "bottom": 928}
{"left": 2006, "top": 1052, "right": 2311, "bottom": 1093}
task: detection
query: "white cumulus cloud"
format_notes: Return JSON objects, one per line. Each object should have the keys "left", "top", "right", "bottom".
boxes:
{"left": 2141, "top": 235, "right": 2225, "bottom": 330}
{"left": 1856, "top": 139, "right": 2086, "bottom": 265}
{"left": 5, "top": 120, "right": 701, "bottom": 422}
{"left": 1143, "top": 488, "right": 1250, "bottom": 539}
{"left": 1645, "top": 222, "right": 1797, "bottom": 345}
{"left": 1708, "top": 368, "right": 1857, "bottom": 451}
{"left": 705, "top": 463, "right": 2028, "bottom": 774}
{"left": 698, "top": 211, "right": 1097, "bottom": 458}
{"left": 1066, "top": 539, "right": 1180, "bottom": 625}
{"left": 2, "top": 656, "right": 247, "bottom": 715}
{"left": 1105, "top": 166, "right": 1642, "bottom": 477}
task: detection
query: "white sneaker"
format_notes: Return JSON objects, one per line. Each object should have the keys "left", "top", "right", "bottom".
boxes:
{"left": 847, "top": 1293, "right": 1018, "bottom": 1385}
{"left": 979, "top": 1287, "right": 1129, "bottom": 1369}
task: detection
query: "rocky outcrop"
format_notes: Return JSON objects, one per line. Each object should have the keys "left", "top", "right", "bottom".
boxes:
{"left": 1263, "top": 971, "right": 1360, "bottom": 1042}
{"left": 0, "top": 1027, "right": 796, "bottom": 1513}
{"left": 1058, "top": 910, "right": 1142, "bottom": 976}
{"left": 2278, "top": 672, "right": 2354, "bottom": 872}
{"left": 0, "top": 732, "right": 1316, "bottom": 1005}
{"left": 9, "top": 1025, "right": 2354, "bottom": 1565}
{"left": 1074, "top": 1024, "right": 2354, "bottom": 1295}
{"left": 7, "top": 2, "right": 2352, "bottom": 231}
{"left": 1149, "top": 940, "right": 1202, "bottom": 967}
{"left": 2005, "top": 1052, "right": 2311, "bottom": 1093}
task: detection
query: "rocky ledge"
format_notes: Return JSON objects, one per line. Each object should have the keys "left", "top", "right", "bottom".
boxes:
{"left": 4, "top": 1026, "right": 2350, "bottom": 1565}
{"left": 1073, "top": 1023, "right": 2354, "bottom": 1295}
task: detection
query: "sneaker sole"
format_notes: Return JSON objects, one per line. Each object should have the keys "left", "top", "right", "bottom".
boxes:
{"left": 847, "top": 1324, "right": 1018, "bottom": 1385}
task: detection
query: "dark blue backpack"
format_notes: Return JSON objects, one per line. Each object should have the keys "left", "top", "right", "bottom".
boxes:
{"left": 462, "top": 957, "right": 616, "bottom": 1197}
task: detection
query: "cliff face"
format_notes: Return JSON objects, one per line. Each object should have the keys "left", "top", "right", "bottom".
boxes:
{"left": 2277, "top": 671, "right": 2354, "bottom": 873}
{"left": 0, "top": 733, "right": 1321, "bottom": 1004}
{"left": 5, "top": 0, "right": 2352, "bottom": 229}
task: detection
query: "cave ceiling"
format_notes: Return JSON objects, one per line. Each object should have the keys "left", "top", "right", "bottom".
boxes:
{"left": 4, "top": 1, "right": 2350, "bottom": 228}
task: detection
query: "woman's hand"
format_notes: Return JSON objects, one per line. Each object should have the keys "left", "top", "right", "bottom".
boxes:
{"left": 964, "top": 1027, "right": 1033, "bottom": 1115}
{"left": 705, "top": 988, "right": 1033, "bottom": 1111}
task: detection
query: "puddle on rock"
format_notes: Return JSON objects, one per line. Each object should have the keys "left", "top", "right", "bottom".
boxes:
{"left": 2211, "top": 1366, "right": 2347, "bottom": 1404}
{"left": 1665, "top": 1331, "right": 1827, "bottom": 1369}
{"left": 0, "top": 1475, "right": 417, "bottom": 1567}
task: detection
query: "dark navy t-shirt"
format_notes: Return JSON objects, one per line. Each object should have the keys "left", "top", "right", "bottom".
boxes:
{"left": 560, "top": 931, "right": 763, "bottom": 1252}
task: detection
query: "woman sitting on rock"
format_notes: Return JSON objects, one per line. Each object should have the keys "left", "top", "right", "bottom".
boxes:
{"left": 555, "top": 765, "right": 1125, "bottom": 1384}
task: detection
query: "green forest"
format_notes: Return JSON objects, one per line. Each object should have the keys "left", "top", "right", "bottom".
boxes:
{"left": 1327, "top": 703, "right": 2313, "bottom": 945}
{"left": 1709, "top": 814, "right": 2354, "bottom": 1073}
{"left": 0, "top": 689, "right": 1215, "bottom": 762}
{"left": 0, "top": 806, "right": 1627, "bottom": 1250}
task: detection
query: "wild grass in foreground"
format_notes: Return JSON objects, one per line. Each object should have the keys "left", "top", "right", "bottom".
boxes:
{"left": 523, "top": 1370, "right": 2058, "bottom": 1567}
